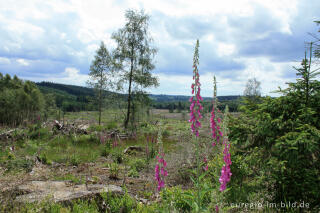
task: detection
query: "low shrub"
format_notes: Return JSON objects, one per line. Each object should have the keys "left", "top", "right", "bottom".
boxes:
{"left": 39, "top": 153, "right": 52, "bottom": 165}
{"left": 71, "top": 199, "right": 99, "bottom": 212}
{"left": 4, "top": 158, "right": 34, "bottom": 172}
{"left": 69, "top": 154, "right": 80, "bottom": 166}
{"left": 109, "top": 163, "right": 120, "bottom": 179}
{"left": 101, "top": 190, "right": 136, "bottom": 213}
{"left": 101, "top": 143, "right": 112, "bottom": 157}
{"left": 160, "top": 187, "right": 193, "bottom": 212}
{"left": 106, "top": 121, "right": 118, "bottom": 130}
{"left": 128, "top": 168, "right": 139, "bottom": 178}
{"left": 111, "top": 149, "right": 123, "bottom": 164}
{"left": 129, "top": 158, "right": 146, "bottom": 172}
{"left": 55, "top": 174, "right": 84, "bottom": 185}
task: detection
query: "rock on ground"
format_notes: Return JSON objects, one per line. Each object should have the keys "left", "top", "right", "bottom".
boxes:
{"left": 15, "top": 181, "right": 123, "bottom": 203}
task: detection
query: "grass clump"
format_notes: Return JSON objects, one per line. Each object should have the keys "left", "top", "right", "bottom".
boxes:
{"left": 3, "top": 157, "right": 34, "bottom": 172}
{"left": 54, "top": 174, "right": 84, "bottom": 185}
{"left": 110, "top": 149, "right": 123, "bottom": 164}
{"left": 109, "top": 162, "right": 120, "bottom": 179}
{"left": 101, "top": 190, "right": 136, "bottom": 213}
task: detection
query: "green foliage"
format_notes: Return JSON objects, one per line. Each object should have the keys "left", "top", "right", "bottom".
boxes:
{"left": 101, "top": 143, "right": 112, "bottom": 157}
{"left": 229, "top": 47, "right": 320, "bottom": 209}
{"left": 6, "top": 151, "right": 15, "bottom": 160}
{"left": 160, "top": 187, "right": 193, "bottom": 212}
{"left": 106, "top": 121, "right": 118, "bottom": 130}
{"left": 109, "top": 162, "right": 120, "bottom": 179}
{"left": 74, "top": 134, "right": 100, "bottom": 145}
{"left": 101, "top": 190, "right": 137, "bottom": 213}
{"left": 127, "top": 168, "right": 139, "bottom": 178}
{"left": 55, "top": 174, "right": 84, "bottom": 185}
{"left": 71, "top": 200, "right": 99, "bottom": 213}
{"left": 39, "top": 153, "right": 52, "bottom": 165}
{"left": 28, "top": 125, "right": 52, "bottom": 140}
{"left": 127, "top": 158, "right": 146, "bottom": 178}
{"left": 112, "top": 9, "right": 159, "bottom": 128}
{"left": 3, "top": 158, "right": 34, "bottom": 172}
{"left": 20, "top": 134, "right": 104, "bottom": 166}
{"left": 162, "top": 129, "right": 170, "bottom": 138}
{"left": 87, "top": 42, "right": 114, "bottom": 125}
{"left": 151, "top": 96, "right": 241, "bottom": 112}
{"left": 243, "top": 77, "right": 262, "bottom": 109}
{"left": 159, "top": 185, "right": 213, "bottom": 212}
{"left": 0, "top": 73, "right": 44, "bottom": 126}
{"left": 111, "top": 149, "right": 124, "bottom": 164}
{"left": 4, "top": 198, "right": 100, "bottom": 213}
{"left": 69, "top": 154, "right": 80, "bottom": 166}
{"left": 129, "top": 158, "right": 146, "bottom": 172}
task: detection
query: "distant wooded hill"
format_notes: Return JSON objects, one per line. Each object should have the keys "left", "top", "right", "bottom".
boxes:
{"left": 149, "top": 94, "right": 240, "bottom": 102}
{"left": 36, "top": 82, "right": 241, "bottom": 112}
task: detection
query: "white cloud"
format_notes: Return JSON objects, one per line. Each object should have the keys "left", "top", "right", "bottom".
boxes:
{"left": 59, "top": 67, "right": 89, "bottom": 85}
{"left": 217, "top": 43, "right": 236, "bottom": 57}
{"left": 22, "top": 67, "right": 89, "bottom": 86}
{"left": 149, "top": 56, "right": 299, "bottom": 97}
{"left": 0, "top": 0, "right": 317, "bottom": 97}
{"left": 16, "top": 59, "right": 29, "bottom": 66}
{"left": 0, "top": 57, "right": 10, "bottom": 65}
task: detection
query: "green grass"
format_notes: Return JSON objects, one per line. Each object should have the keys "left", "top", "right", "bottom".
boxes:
{"left": 11, "top": 133, "right": 104, "bottom": 167}
{"left": 41, "top": 135, "right": 104, "bottom": 165}
{"left": 54, "top": 174, "right": 85, "bottom": 184}
{"left": 64, "top": 109, "right": 125, "bottom": 126}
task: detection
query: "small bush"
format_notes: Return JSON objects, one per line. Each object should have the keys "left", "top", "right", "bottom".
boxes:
{"left": 106, "top": 121, "right": 118, "bottom": 130}
{"left": 4, "top": 158, "right": 34, "bottom": 172}
{"left": 161, "top": 187, "right": 193, "bottom": 212}
{"left": 111, "top": 150, "right": 123, "bottom": 164}
{"left": 39, "top": 153, "right": 52, "bottom": 165}
{"left": 129, "top": 159, "right": 146, "bottom": 172}
{"left": 88, "top": 124, "right": 104, "bottom": 132}
{"left": 28, "top": 126, "right": 51, "bottom": 140}
{"left": 69, "top": 154, "right": 80, "bottom": 166}
{"left": 177, "top": 166, "right": 192, "bottom": 184}
{"left": 101, "top": 143, "right": 112, "bottom": 157}
{"left": 72, "top": 199, "right": 99, "bottom": 213}
{"left": 128, "top": 168, "right": 139, "bottom": 178}
{"left": 162, "top": 129, "right": 170, "bottom": 138}
{"left": 109, "top": 163, "right": 120, "bottom": 179}
{"left": 101, "top": 191, "right": 136, "bottom": 213}
{"left": 7, "top": 152, "right": 15, "bottom": 160}
{"left": 55, "top": 174, "right": 84, "bottom": 185}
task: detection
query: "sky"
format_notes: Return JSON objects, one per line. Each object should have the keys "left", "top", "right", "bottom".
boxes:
{"left": 0, "top": 0, "right": 319, "bottom": 97}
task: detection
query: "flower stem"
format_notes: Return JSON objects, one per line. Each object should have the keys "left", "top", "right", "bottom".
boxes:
{"left": 196, "top": 136, "right": 201, "bottom": 211}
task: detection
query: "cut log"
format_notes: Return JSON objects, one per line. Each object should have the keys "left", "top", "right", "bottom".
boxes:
{"left": 123, "top": 146, "right": 144, "bottom": 154}
{"left": 53, "top": 120, "right": 63, "bottom": 130}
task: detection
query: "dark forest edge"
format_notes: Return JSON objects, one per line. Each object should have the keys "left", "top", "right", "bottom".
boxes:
{"left": 36, "top": 81, "right": 241, "bottom": 113}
